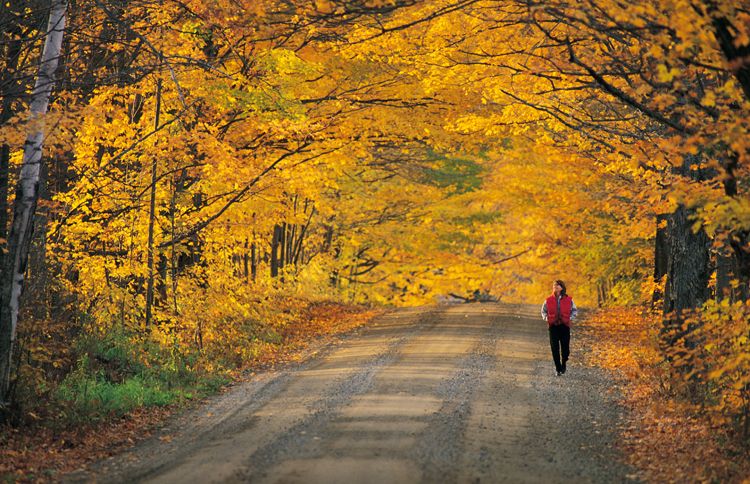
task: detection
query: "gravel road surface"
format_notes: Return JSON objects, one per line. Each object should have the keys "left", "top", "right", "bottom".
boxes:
{"left": 66, "top": 303, "right": 633, "bottom": 483}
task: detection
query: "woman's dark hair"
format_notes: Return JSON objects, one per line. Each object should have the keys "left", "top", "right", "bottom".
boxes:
{"left": 555, "top": 280, "right": 567, "bottom": 296}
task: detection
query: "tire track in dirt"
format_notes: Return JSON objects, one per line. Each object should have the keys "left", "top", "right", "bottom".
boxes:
{"left": 232, "top": 309, "right": 444, "bottom": 482}
{"left": 415, "top": 306, "right": 498, "bottom": 484}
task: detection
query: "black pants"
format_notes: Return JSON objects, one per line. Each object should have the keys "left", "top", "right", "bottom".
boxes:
{"left": 549, "top": 324, "right": 570, "bottom": 372}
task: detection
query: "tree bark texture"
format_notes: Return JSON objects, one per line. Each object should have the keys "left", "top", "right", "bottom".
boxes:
{"left": 663, "top": 204, "right": 712, "bottom": 317}
{"left": 243, "top": 238, "right": 249, "bottom": 281}
{"left": 0, "top": 0, "right": 67, "bottom": 409}
{"left": 715, "top": 247, "right": 737, "bottom": 301}
{"left": 662, "top": 203, "right": 712, "bottom": 402}
{"left": 663, "top": 154, "right": 712, "bottom": 318}
{"left": 250, "top": 242, "right": 257, "bottom": 281}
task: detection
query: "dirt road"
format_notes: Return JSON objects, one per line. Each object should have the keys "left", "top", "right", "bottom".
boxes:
{"left": 68, "top": 304, "right": 632, "bottom": 483}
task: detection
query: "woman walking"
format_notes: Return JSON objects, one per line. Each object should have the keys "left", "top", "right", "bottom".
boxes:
{"left": 541, "top": 280, "right": 577, "bottom": 376}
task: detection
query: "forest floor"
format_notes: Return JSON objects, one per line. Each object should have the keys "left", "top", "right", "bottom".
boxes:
{"left": 582, "top": 308, "right": 750, "bottom": 483}
{"left": 63, "top": 303, "right": 632, "bottom": 483}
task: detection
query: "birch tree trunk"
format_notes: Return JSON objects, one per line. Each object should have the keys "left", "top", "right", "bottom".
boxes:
{"left": 0, "top": 0, "right": 67, "bottom": 410}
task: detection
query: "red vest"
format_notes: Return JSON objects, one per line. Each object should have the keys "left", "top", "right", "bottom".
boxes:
{"left": 546, "top": 294, "right": 572, "bottom": 327}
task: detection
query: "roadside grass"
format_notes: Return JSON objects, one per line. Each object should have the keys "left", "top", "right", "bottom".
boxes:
{"left": 53, "top": 327, "right": 229, "bottom": 424}
{"left": 580, "top": 307, "right": 750, "bottom": 483}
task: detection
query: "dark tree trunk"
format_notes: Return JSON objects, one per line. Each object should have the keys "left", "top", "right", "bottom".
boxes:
{"left": 0, "top": 15, "right": 25, "bottom": 273}
{"left": 169, "top": 172, "right": 182, "bottom": 315}
{"left": 330, "top": 245, "right": 341, "bottom": 288}
{"left": 285, "top": 224, "right": 293, "bottom": 266}
{"left": 663, "top": 155, "right": 712, "bottom": 318}
{"left": 271, "top": 224, "right": 281, "bottom": 278}
{"left": 157, "top": 256, "right": 168, "bottom": 304}
{"left": 0, "top": 145, "right": 9, "bottom": 257}
{"left": 662, "top": 202, "right": 712, "bottom": 402}
{"left": 715, "top": 247, "right": 736, "bottom": 301}
{"left": 251, "top": 241, "right": 257, "bottom": 281}
{"left": 663, "top": 204, "right": 712, "bottom": 317}
{"left": 662, "top": 202, "right": 711, "bottom": 392}
{"left": 293, "top": 206, "right": 315, "bottom": 265}
{"left": 653, "top": 213, "right": 669, "bottom": 308}
{"left": 323, "top": 224, "right": 334, "bottom": 253}
{"left": 243, "top": 238, "right": 249, "bottom": 281}
{"left": 279, "top": 222, "right": 286, "bottom": 271}
{"left": 144, "top": 79, "right": 161, "bottom": 328}
{"left": 597, "top": 281, "right": 608, "bottom": 307}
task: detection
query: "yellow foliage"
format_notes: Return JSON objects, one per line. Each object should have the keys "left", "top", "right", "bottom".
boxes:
{"left": 6, "top": 2, "right": 749, "bottom": 430}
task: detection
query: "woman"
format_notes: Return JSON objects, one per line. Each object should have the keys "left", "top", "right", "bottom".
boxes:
{"left": 541, "top": 280, "right": 577, "bottom": 376}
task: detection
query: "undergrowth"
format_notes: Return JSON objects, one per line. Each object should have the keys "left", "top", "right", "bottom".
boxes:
{"left": 54, "top": 327, "right": 228, "bottom": 423}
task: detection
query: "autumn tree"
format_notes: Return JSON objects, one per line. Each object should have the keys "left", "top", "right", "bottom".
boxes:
{"left": 1, "top": 0, "right": 747, "bottom": 437}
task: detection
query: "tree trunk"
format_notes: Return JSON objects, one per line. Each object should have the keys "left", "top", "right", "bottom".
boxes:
{"left": 715, "top": 247, "right": 736, "bottom": 301}
{"left": 663, "top": 204, "right": 711, "bottom": 317}
{"left": 251, "top": 239, "right": 257, "bottom": 281}
{"left": 662, "top": 202, "right": 712, "bottom": 402}
{"left": 243, "top": 238, "right": 249, "bottom": 281}
{"left": 0, "top": 16, "right": 26, "bottom": 274}
{"left": 170, "top": 172, "right": 180, "bottom": 315}
{"left": 157, "top": 256, "right": 168, "bottom": 303}
{"left": 144, "top": 79, "right": 161, "bottom": 328}
{"left": 652, "top": 213, "right": 669, "bottom": 308}
{"left": 279, "top": 222, "right": 286, "bottom": 271}
{"left": 287, "top": 223, "right": 296, "bottom": 266}
{"left": 0, "top": 0, "right": 67, "bottom": 410}
{"left": 663, "top": 155, "right": 712, "bottom": 318}
{"left": 293, "top": 207, "right": 315, "bottom": 265}
{"left": 0, "top": 145, "right": 9, "bottom": 254}
{"left": 270, "top": 224, "right": 281, "bottom": 278}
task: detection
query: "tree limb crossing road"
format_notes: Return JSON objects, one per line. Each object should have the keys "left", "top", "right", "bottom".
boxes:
{"left": 69, "top": 304, "right": 633, "bottom": 483}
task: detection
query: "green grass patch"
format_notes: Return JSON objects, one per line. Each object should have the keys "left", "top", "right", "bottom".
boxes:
{"left": 53, "top": 327, "right": 229, "bottom": 424}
